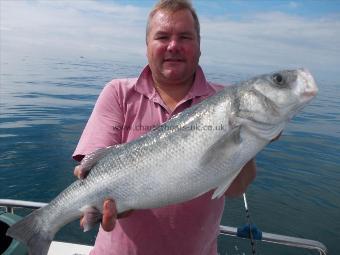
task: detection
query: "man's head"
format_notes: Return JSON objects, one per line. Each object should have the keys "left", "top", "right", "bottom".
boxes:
{"left": 146, "top": 0, "right": 200, "bottom": 44}
{"left": 146, "top": 0, "right": 201, "bottom": 86}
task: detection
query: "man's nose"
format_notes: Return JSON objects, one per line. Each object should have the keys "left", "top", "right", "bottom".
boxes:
{"left": 167, "top": 39, "right": 180, "bottom": 52}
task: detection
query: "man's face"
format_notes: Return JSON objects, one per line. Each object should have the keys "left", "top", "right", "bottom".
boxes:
{"left": 147, "top": 9, "right": 201, "bottom": 85}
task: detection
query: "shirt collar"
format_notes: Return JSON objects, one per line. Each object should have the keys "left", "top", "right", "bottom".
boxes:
{"left": 134, "top": 65, "right": 215, "bottom": 101}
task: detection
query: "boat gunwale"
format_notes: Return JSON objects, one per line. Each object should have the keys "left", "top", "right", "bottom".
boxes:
{"left": 0, "top": 198, "right": 327, "bottom": 255}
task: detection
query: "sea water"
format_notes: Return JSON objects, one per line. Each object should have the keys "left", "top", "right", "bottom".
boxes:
{"left": 1, "top": 55, "right": 339, "bottom": 255}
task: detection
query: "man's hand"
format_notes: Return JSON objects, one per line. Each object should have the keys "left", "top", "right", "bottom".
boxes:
{"left": 271, "top": 131, "right": 282, "bottom": 142}
{"left": 78, "top": 199, "right": 117, "bottom": 232}
{"left": 100, "top": 200, "right": 134, "bottom": 231}
{"left": 74, "top": 165, "right": 86, "bottom": 179}
{"left": 74, "top": 165, "right": 133, "bottom": 232}
{"left": 74, "top": 165, "right": 117, "bottom": 232}
{"left": 224, "top": 132, "right": 282, "bottom": 198}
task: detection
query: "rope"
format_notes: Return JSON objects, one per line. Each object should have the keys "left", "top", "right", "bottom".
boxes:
{"left": 243, "top": 193, "right": 256, "bottom": 255}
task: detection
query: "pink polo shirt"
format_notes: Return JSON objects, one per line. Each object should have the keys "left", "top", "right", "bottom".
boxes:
{"left": 73, "top": 65, "right": 226, "bottom": 255}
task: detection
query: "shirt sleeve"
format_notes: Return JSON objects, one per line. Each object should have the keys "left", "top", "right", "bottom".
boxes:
{"left": 72, "top": 81, "right": 124, "bottom": 162}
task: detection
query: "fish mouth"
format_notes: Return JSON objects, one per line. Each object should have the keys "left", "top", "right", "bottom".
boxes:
{"left": 302, "top": 90, "right": 317, "bottom": 98}
{"left": 297, "top": 68, "right": 318, "bottom": 101}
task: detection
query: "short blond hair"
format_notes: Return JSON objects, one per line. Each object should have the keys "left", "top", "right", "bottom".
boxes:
{"left": 146, "top": 0, "right": 200, "bottom": 43}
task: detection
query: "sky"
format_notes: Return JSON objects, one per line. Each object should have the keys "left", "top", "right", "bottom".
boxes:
{"left": 1, "top": 0, "right": 340, "bottom": 79}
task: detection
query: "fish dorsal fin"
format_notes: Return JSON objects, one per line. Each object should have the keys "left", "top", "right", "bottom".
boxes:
{"left": 80, "top": 145, "right": 119, "bottom": 177}
{"left": 200, "top": 126, "right": 242, "bottom": 168}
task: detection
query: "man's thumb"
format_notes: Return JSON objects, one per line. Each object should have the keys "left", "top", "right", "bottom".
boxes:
{"left": 102, "top": 199, "right": 117, "bottom": 232}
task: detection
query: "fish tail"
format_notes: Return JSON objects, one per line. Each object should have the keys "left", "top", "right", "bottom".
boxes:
{"left": 6, "top": 208, "right": 54, "bottom": 255}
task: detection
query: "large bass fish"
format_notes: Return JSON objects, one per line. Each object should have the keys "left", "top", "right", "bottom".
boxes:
{"left": 7, "top": 68, "right": 318, "bottom": 255}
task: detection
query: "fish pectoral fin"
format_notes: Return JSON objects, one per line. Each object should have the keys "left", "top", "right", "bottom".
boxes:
{"left": 200, "top": 126, "right": 241, "bottom": 167}
{"left": 81, "top": 145, "right": 119, "bottom": 175}
{"left": 212, "top": 180, "right": 232, "bottom": 199}
{"left": 200, "top": 126, "right": 243, "bottom": 200}
{"left": 81, "top": 206, "right": 103, "bottom": 232}
{"left": 212, "top": 166, "right": 244, "bottom": 199}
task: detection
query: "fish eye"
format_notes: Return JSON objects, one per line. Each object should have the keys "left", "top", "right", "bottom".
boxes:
{"left": 272, "top": 73, "right": 284, "bottom": 85}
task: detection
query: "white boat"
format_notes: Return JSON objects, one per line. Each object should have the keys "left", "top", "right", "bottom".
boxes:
{"left": 0, "top": 199, "right": 327, "bottom": 255}
{"left": 48, "top": 242, "right": 92, "bottom": 255}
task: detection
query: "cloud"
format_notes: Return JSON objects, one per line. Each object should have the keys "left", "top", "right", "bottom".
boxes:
{"left": 288, "top": 1, "right": 300, "bottom": 9}
{"left": 1, "top": 0, "right": 339, "bottom": 78}
{"left": 1, "top": 0, "right": 149, "bottom": 61}
{"left": 200, "top": 11, "right": 340, "bottom": 76}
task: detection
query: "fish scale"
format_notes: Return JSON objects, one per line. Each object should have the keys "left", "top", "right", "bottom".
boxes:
{"left": 7, "top": 68, "right": 318, "bottom": 255}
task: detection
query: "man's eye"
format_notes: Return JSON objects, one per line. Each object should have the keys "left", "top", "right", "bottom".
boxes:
{"left": 156, "top": 36, "right": 168, "bottom": 40}
{"left": 181, "top": 35, "right": 192, "bottom": 40}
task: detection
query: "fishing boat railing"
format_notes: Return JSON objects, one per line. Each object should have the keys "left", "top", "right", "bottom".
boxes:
{"left": 0, "top": 199, "right": 47, "bottom": 213}
{"left": 0, "top": 199, "right": 327, "bottom": 255}
{"left": 219, "top": 225, "right": 327, "bottom": 255}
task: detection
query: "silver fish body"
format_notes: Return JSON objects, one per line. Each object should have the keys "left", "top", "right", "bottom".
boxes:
{"left": 7, "top": 68, "right": 318, "bottom": 255}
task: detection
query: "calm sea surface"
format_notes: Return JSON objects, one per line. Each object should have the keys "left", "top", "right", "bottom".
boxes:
{"left": 0, "top": 56, "right": 339, "bottom": 255}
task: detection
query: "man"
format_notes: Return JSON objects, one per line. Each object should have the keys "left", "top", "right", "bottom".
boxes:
{"left": 73, "top": 0, "right": 256, "bottom": 254}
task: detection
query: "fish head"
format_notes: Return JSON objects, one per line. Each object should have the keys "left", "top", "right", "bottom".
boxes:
{"left": 237, "top": 68, "right": 318, "bottom": 140}
{"left": 254, "top": 68, "right": 318, "bottom": 118}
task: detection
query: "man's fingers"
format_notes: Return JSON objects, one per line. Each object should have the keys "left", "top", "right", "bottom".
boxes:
{"left": 79, "top": 199, "right": 132, "bottom": 231}
{"left": 78, "top": 199, "right": 117, "bottom": 231}
{"left": 74, "top": 165, "right": 86, "bottom": 179}
{"left": 80, "top": 216, "right": 84, "bottom": 228}
{"left": 271, "top": 131, "right": 282, "bottom": 142}
{"left": 74, "top": 165, "right": 81, "bottom": 178}
{"left": 101, "top": 200, "right": 117, "bottom": 232}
